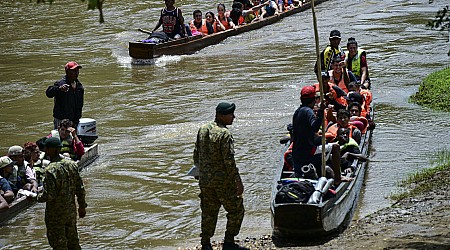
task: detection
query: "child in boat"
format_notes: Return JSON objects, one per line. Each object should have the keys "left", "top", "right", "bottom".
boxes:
{"left": 325, "top": 109, "right": 361, "bottom": 144}
{"left": 337, "top": 127, "right": 368, "bottom": 174}
{"left": 152, "top": 0, "right": 187, "bottom": 39}
{"left": 189, "top": 10, "right": 214, "bottom": 36}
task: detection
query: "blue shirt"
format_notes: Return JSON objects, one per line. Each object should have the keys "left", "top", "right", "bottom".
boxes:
{"left": 0, "top": 177, "right": 12, "bottom": 193}
{"left": 292, "top": 104, "right": 324, "bottom": 164}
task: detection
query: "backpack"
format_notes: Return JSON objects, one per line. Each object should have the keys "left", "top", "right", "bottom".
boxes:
{"left": 142, "top": 31, "right": 170, "bottom": 44}
{"left": 275, "top": 181, "right": 315, "bottom": 204}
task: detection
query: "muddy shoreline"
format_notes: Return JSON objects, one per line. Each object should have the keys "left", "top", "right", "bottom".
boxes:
{"left": 184, "top": 168, "right": 450, "bottom": 250}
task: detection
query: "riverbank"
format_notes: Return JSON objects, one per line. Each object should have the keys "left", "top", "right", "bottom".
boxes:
{"left": 410, "top": 66, "right": 450, "bottom": 112}
{"left": 183, "top": 164, "right": 450, "bottom": 250}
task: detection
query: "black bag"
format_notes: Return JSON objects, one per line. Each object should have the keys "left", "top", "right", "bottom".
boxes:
{"left": 275, "top": 181, "right": 315, "bottom": 204}
{"left": 143, "top": 31, "right": 170, "bottom": 44}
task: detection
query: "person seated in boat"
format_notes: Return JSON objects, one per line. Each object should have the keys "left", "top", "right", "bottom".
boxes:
{"left": 189, "top": 10, "right": 214, "bottom": 36}
{"left": 216, "top": 3, "right": 236, "bottom": 30}
{"left": 315, "top": 30, "right": 346, "bottom": 75}
{"left": 229, "top": 7, "right": 244, "bottom": 26}
{"left": 313, "top": 71, "right": 347, "bottom": 112}
{"left": 349, "top": 81, "right": 372, "bottom": 118}
{"left": 152, "top": 0, "right": 187, "bottom": 39}
{"left": 347, "top": 102, "right": 369, "bottom": 134}
{"left": 329, "top": 56, "right": 353, "bottom": 93}
{"left": 0, "top": 156, "right": 15, "bottom": 204}
{"left": 23, "top": 142, "right": 48, "bottom": 186}
{"left": 345, "top": 37, "right": 371, "bottom": 89}
{"left": 47, "top": 119, "right": 85, "bottom": 161}
{"left": 277, "top": 0, "right": 294, "bottom": 12}
{"left": 325, "top": 109, "right": 362, "bottom": 144}
{"left": 0, "top": 156, "right": 19, "bottom": 197}
{"left": 292, "top": 86, "right": 344, "bottom": 185}
{"left": 261, "top": 0, "right": 280, "bottom": 18}
{"left": 337, "top": 127, "right": 368, "bottom": 174}
{"left": 205, "top": 11, "right": 225, "bottom": 33}
{"left": 7, "top": 146, "right": 38, "bottom": 194}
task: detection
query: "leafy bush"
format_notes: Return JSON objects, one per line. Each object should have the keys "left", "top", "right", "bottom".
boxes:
{"left": 410, "top": 67, "right": 450, "bottom": 111}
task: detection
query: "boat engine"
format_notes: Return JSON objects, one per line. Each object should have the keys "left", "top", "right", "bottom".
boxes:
{"left": 77, "top": 118, "right": 98, "bottom": 146}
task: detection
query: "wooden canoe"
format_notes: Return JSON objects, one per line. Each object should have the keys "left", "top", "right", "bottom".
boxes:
{"left": 271, "top": 111, "right": 374, "bottom": 239}
{"left": 0, "top": 143, "right": 99, "bottom": 225}
{"left": 129, "top": 0, "right": 329, "bottom": 59}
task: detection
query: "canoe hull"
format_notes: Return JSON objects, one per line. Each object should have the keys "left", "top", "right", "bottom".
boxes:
{"left": 271, "top": 123, "right": 372, "bottom": 239}
{"left": 129, "top": 0, "right": 329, "bottom": 59}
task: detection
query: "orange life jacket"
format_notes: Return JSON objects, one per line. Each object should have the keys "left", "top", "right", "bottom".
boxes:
{"left": 314, "top": 82, "right": 347, "bottom": 107}
{"left": 360, "top": 89, "right": 372, "bottom": 116}
{"left": 218, "top": 16, "right": 231, "bottom": 30}
{"left": 189, "top": 20, "right": 209, "bottom": 35}
{"left": 283, "top": 142, "right": 294, "bottom": 171}
{"left": 329, "top": 69, "right": 349, "bottom": 93}
{"left": 325, "top": 123, "right": 357, "bottom": 142}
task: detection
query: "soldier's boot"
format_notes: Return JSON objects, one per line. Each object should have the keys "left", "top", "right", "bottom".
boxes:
{"left": 201, "top": 243, "right": 213, "bottom": 250}
{"left": 222, "top": 242, "right": 249, "bottom": 250}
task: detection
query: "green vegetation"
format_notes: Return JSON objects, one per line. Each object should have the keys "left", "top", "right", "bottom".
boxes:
{"left": 391, "top": 148, "right": 450, "bottom": 200}
{"left": 410, "top": 67, "right": 450, "bottom": 111}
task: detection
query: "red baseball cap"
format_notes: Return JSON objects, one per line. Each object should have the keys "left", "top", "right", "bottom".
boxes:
{"left": 300, "top": 86, "right": 315, "bottom": 99}
{"left": 65, "top": 61, "right": 82, "bottom": 71}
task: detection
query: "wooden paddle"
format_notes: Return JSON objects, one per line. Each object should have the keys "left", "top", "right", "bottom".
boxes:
{"left": 310, "top": 0, "right": 326, "bottom": 178}
{"left": 138, "top": 28, "right": 153, "bottom": 35}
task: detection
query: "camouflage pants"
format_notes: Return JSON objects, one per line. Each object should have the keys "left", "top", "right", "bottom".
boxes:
{"left": 199, "top": 185, "right": 244, "bottom": 244}
{"left": 45, "top": 215, "right": 81, "bottom": 250}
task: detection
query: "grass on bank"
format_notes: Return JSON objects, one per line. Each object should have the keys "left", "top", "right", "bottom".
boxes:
{"left": 390, "top": 148, "right": 450, "bottom": 201}
{"left": 410, "top": 67, "right": 450, "bottom": 112}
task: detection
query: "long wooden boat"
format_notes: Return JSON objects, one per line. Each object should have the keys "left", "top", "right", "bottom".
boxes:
{"left": 129, "top": 0, "right": 328, "bottom": 59}
{"left": 0, "top": 144, "right": 99, "bottom": 225}
{"left": 271, "top": 110, "right": 374, "bottom": 239}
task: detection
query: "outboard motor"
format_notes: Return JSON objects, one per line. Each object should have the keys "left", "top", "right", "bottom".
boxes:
{"left": 77, "top": 118, "right": 98, "bottom": 146}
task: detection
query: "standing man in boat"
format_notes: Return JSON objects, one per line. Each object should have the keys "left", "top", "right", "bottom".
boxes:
{"left": 315, "top": 30, "right": 346, "bottom": 75}
{"left": 152, "top": 0, "right": 186, "bottom": 39}
{"left": 34, "top": 137, "right": 87, "bottom": 250}
{"left": 193, "top": 102, "right": 248, "bottom": 250}
{"left": 46, "top": 61, "right": 84, "bottom": 130}
{"left": 292, "top": 86, "right": 342, "bottom": 185}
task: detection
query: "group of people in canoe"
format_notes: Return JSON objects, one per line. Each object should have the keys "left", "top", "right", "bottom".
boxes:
{"left": 283, "top": 29, "right": 374, "bottom": 186}
{"left": 1, "top": 61, "right": 88, "bottom": 249}
{"left": 148, "top": 0, "right": 304, "bottom": 41}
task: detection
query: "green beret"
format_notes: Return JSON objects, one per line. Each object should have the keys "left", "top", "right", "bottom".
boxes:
{"left": 216, "top": 102, "right": 236, "bottom": 115}
{"left": 45, "top": 137, "right": 63, "bottom": 148}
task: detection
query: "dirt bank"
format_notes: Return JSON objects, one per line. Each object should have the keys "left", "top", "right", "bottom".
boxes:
{"left": 184, "top": 168, "right": 450, "bottom": 250}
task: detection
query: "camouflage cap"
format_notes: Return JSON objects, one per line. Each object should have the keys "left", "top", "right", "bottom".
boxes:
{"left": 0, "top": 156, "right": 16, "bottom": 169}
{"left": 216, "top": 102, "right": 236, "bottom": 115}
{"left": 8, "top": 145, "right": 23, "bottom": 156}
{"left": 44, "top": 137, "right": 63, "bottom": 148}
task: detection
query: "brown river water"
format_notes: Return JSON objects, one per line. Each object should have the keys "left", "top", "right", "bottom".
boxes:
{"left": 0, "top": 0, "right": 449, "bottom": 249}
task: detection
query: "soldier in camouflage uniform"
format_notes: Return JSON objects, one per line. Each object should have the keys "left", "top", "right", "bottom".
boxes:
{"left": 193, "top": 102, "right": 248, "bottom": 250}
{"left": 35, "top": 137, "right": 87, "bottom": 250}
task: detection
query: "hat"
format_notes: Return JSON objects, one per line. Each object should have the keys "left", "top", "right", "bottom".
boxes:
{"left": 332, "top": 55, "right": 343, "bottom": 63}
{"left": 64, "top": 61, "right": 82, "bottom": 71}
{"left": 345, "top": 92, "right": 364, "bottom": 104}
{"left": 216, "top": 102, "right": 236, "bottom": 115}
{"left": 329, "top": 30, "right": 341, "bottom": 39}
{"left": 0, "top": 156, "right": 15, "bottom": 169}
{"left": 44, "top": 137, "right": 63, "bottom": 148}
{"left": 300, "top": 86, "right": 315, "bottom": 99}
{"left": 8, "top": 146, "right": 23, "bottom": 156}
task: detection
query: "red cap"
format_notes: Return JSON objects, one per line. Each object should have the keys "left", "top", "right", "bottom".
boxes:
{"left": 300, "top": 86, "right": 316, "bottom": 99}
{"left": 64, "top": 61, "right": 82, "bottom": 71}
